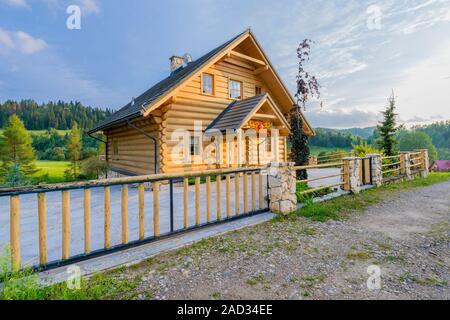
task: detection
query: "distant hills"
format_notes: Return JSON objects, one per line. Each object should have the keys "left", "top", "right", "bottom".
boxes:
{"left": 314, "top": 127, "right": 376, "bottom": 139}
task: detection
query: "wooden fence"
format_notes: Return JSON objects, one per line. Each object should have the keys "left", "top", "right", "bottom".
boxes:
{"left": 381, "top": 151, "right": 426, "bottom": 182}
{"left": 0, "top": 167, "right": 269, "bottom": 272}
{"left": 294, "top": 161, "right": 345, "bottom": 197}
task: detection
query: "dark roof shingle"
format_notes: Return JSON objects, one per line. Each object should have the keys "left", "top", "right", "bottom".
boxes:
{"left": 206, "top": 94, "right": 267, "bottom": 132}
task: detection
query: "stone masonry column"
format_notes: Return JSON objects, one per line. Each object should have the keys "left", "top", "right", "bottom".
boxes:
{"left": 342, "top": 157, "right": 361, "bottom": 193}
{"left": 267, "top": 162, "right": 297, "bottom": 215}
{"left": 400, "top": 152, "right": 412, "bottom": 180}
{"left": 415, "top": 149, "right": 430, "bottom": 178}
{"left": 366, "top": 154, "right": 382, "bottom": 187}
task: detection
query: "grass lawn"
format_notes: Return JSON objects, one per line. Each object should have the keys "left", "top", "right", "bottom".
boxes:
{"left": 291, "top": 172, "right": 450, "bottom": 222}
{"left": 34, "top": 160, "right": 70, "bottom": 183}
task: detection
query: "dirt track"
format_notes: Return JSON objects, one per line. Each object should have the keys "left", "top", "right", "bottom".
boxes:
{"left": 114, "top": 180, "right": 450, "bottom": 300}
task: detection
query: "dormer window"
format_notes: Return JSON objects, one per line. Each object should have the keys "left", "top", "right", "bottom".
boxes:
{"left": 255, "top": 86, "right": 262, "bottom": 95}
{"left": 229, "top": 79, "right": 243, "bottom": 99}
{"left": 202, "top": 73, "right": 214, "bottom": 95}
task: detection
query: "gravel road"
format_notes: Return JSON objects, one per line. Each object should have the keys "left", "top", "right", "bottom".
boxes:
{"left": 112, "top": 180, "right": 450, "bottom": 300}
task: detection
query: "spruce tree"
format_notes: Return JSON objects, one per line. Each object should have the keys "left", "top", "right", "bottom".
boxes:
{"left": 377, "top": 91, "right": 398, "bottom": 156}
{"left": 291, "top": 39, "right": 320, "bottom": 180}
{"left": 0, "top": 114, "right": 38, "bottom": 183}
{"left": 66, "top": 122, "right": 82, "bottom": 179}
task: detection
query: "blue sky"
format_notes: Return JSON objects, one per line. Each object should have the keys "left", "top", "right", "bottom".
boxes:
{"left": 0, "top": 0, "right": 449, "bottom": 128}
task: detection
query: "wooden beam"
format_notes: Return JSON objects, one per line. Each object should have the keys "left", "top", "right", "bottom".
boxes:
{"left": 216, "top": 175, "right": 222, "bottom": 220}
{"left": 223, "top": 57, "right": 255, "bottom": 71}
{"left": 104, "top": 186, "right": 111, "bottom": 249}
{"left": 38, "top": 193, "right": 47, "bottom": 265}
{"left": 252, "top": 113, "right": 277, "bottom": 120}
{"left": 62, "top": 190, "right": 71, "bottom": 260}
{"left": 153, "top": 182, "right": 160, "bottom": 237}
{"left": 195, "top": 177, "right": 201, "bottom": 225}
{"left": 184, "top": 178, "right": 189, "bottom": 228}
{"left": 138, "top": 183, "right": 145, "bottom": 240}
{"left": 10, "top": 195, "right": 20, "bottom": 272}
{"left": 121, "top": 185, "right": 129, "bottom": 244}
{"left": 230, "top": 50, "right": 266, "bottom": 66}
{"left": 253, "top": 65, "right": 269, "bottom": 75}
{"left": 84, "top": 189, "right": 91, "bottom": 254}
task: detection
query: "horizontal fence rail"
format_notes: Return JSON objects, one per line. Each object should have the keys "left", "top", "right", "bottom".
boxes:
{"left": 0, "top": 167, "right": 269, "bottom": 272}
{"left": 295, "top": 161, "right": 345, "bottom": 197}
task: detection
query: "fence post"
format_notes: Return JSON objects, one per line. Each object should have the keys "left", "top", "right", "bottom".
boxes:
{"left": 267, "top": 162, "right": 297, "bottom": 215}
{"left": 341, "top": 157, "right": 361, "bottom": 193}
{"left": 415, "top": 149, "right": 429, "bottom": 178}
{"left": 400, "top": 152, "right": 412, "bottom": 180}
{"left": 366, "top": 154, "right": 382, "bottom": 187}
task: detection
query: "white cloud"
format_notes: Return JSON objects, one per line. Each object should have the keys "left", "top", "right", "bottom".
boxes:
{"left": 0, "top": 29, "right": 47, "bottom": 55}
{"left": 1, "top": 0, "right": 29, "bottom": 8}
{"left": 306, "top": 108, "right": 381, "bottom": 129}
{"left": 0, "top": 29, "right": 15, "bottom": 50}
{"left": 77, "top": 0, "right": 100, "bottom": 14}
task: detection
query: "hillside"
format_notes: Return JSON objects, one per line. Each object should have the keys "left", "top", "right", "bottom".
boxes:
{"left": 0, "top": 99, "right": 112, "bottom": 131}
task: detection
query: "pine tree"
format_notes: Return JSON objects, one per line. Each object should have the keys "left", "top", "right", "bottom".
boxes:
{"left": 66, "top": 122, "right": 82, "bottom": 179}
{"left": 0, "top": 114, "right": 38, "bottom": 183}
{"left": 377, "top": 91, "right": 398, "bottom": 156}
{"left": 291, "top": 39, "right": 320, "bottom": 180}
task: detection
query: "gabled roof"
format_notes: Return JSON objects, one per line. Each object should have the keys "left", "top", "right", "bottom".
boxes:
{"left": 431, "top": 160, "right": 450, "bottom": 170}
{"left": 89, "top": 29, "right": 314, "bottom": 135}
{"left": 89, "top": 30, "right": 247, "bottom": 134}
{"left": 206, "top": 93, "right": 290, "bottom": 132}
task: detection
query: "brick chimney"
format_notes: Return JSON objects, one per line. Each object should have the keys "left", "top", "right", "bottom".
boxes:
{"left": 170, "top": 55, "right": 184, "bottom": 72}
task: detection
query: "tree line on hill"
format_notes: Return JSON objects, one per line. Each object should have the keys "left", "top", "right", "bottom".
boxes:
{"left": 311, "top": 120, "right": 450, "bottom": 161}
{"left": 0, "top": 100, "right": 112, "bottom": 187}
{"left": 0, "top": 100, "right": 112, "bottom": 130}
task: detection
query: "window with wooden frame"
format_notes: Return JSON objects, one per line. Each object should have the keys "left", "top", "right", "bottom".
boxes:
{"left": 202, "top": 73, "right": 214, "bottom": 95}
{"left": 113, "top": 138, "right": 119, "bottom": 159}
{"left": 190, "top": 136, "right": 201, "bottom": 156}
{"left": 255, "top": 86, "right": 262, "bottom": 95}
{"left": 229, "top": 79, "right": 243, "bottom": 99}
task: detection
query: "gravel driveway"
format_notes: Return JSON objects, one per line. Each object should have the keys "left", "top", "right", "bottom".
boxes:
{"left": 117, "top": 180, "right": 450, "bottom": 300}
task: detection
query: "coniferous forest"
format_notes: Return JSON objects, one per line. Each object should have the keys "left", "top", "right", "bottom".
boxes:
{"left": 0, "top": 100, "right": 111, "bottom": 131}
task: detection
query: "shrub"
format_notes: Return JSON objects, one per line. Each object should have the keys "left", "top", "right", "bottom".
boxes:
{"left": 80, "top": 157, "right": 110, "bottom": 179}
{"left": 352, "top": 142, "right": 381, "bottom": 157}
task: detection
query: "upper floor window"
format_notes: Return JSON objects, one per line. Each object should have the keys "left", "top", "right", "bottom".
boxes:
{"left": 202, "top": 73, "right": 214, "bottom": 95}
{"left": 190, "top": 136, "right": 201, "bottom": 156}
{"left": 229, "top": 79, "right": 243, "bottom": 99}
{"left": 255, "top": 86, "right": 262, "bottom": 95}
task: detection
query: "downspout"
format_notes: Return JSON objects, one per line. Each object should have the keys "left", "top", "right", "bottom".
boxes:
{"left": 127, "top": 120, "right": 158, "bottom": 174}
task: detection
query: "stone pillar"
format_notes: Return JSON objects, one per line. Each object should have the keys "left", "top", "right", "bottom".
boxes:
{"left": 366, "top": 154, "right": 382, "bottom": 187}
{"left": 415, "top": 149, "right": 429, "bottom": 178}
{"left": 342, "top": 157, "right": 361, "bottom": 193}
{"left": 267, "top": 162, "right": 297, "bottom": 215}
{"left": 400, "top": 152, "right": 412, "bottom": 180}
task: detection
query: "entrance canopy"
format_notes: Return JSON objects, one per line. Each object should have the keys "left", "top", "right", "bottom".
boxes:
{"left": 205, "top": 93, "right": 290, "bottom": 135}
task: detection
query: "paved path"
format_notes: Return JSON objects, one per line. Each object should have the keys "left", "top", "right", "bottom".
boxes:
{"left": 0, "top": 168, "right": 341, "bottom": 267}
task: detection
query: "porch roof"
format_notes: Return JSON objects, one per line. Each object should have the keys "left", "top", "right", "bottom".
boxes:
{"left": 205, "top": 93, "right": 290, "bottom": 133}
